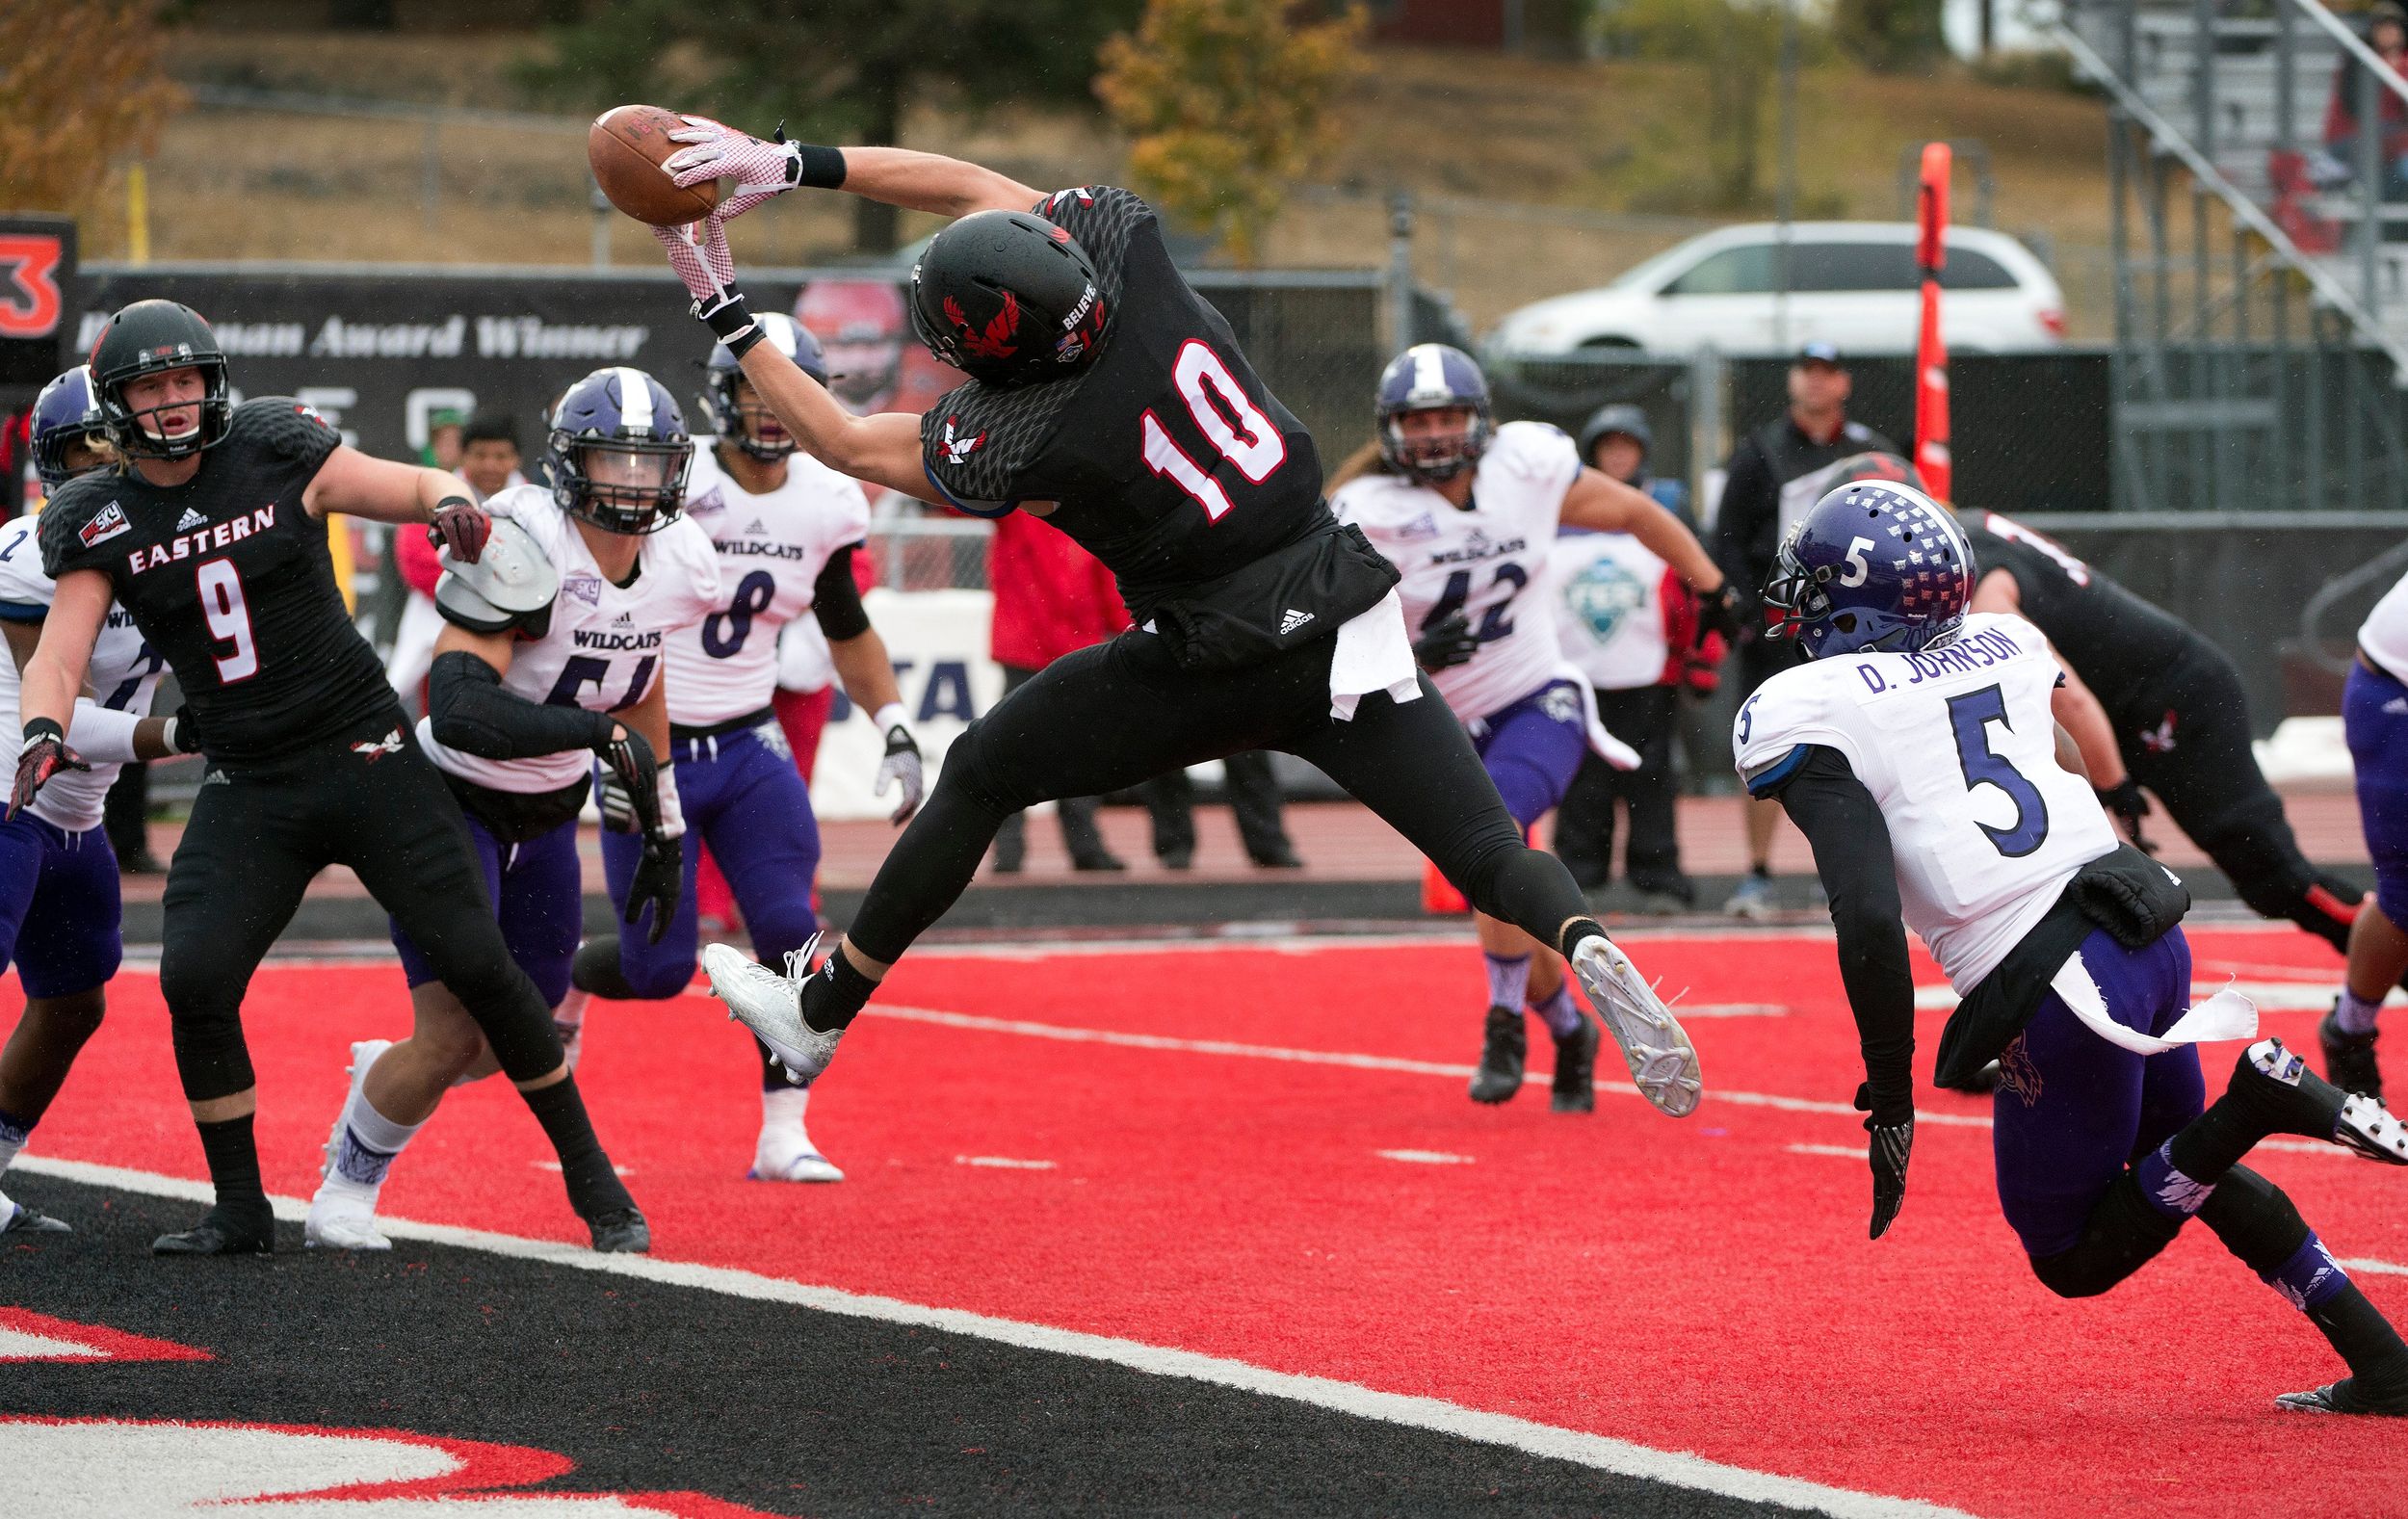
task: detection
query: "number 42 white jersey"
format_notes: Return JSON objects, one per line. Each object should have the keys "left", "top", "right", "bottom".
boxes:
{"left": 1732, "top": 611, "right": 2116, "bottom": 992}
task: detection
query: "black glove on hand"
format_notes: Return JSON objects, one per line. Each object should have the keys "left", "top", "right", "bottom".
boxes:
{"left": 164, "top": 705, "right": 204, "bottom": 756}
{"left": 1854, "top": 1081, "right": 1915, "bottom": 1241}
{"left": 11, "top": 718, "right": 88, "bottom": 820}
{"left": 1412, "top": 612, "right": 1481, "bottom": 673}
{"left": 1697, "top": 582, "right": 1745, "bottom": 646}
{"left": 2096, "top": 777, "right": 2156, "bottom": 854}
{"left": 624, "top": 829, "right": 682, "bottom": 946}
{"left": 595, "top": 726, "right": 663, "bottom": 835}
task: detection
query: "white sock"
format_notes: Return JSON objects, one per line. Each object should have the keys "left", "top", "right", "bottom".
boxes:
{"left": 2338, "top": 987, "right": 2384, "bottom": 1036}
{"left": 0, "top": 1123, "right": 27, "bottom": 1183}
{"left": 761, "top": 1085, "right": 812, "bottom": 1144}
{"left": 330, "top": 1081, "right": 424, "bottom": 1192}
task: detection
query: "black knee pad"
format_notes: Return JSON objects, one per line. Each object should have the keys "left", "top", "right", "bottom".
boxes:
{"left": 2194, "top": 1163, "right": 2312, "bottom": 1278}
{"left": 570, "top": 937, "right": 637, "bottom": 1001}
{"left": 448, "top": 961, "right": 564, "bottom": 1083}
{"left": 935, "top": 719, "right": 1021, "bottom": 816}
{"left": 166, "top": 1002, "right": 253, "bottom": 1103}
{"left": 2028, "top": 1172, "right": 2186, "bottom": 1299}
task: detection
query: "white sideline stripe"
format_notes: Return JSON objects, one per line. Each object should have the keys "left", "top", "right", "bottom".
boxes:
{"left": 1785, "top": 1143, "right": 1863, "bottom": 1160}
{"left": 2343, "top": 1257, "right": 2408, "bottom": 1275}
{"left": 1376, "top": 1149, "right": 1474, "bottom": 1165}
{"left": 955, "top": 1156, "right": 1056, "bottom": 1170}
{"left": 13, "top": 1155, "right": 1970, "bottom": 1519}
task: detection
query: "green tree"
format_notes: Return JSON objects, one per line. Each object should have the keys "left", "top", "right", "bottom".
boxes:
{"left": 0, "top": 0, "right": 183, "bottom": 218}
{"left": 519, "top": 0, "right": 1142, "bottom": 253}
{"left": 1830, "top": 0, "right": 1947, "bottom": 73}
{"left": 1095, "top": 0, "right": 1366, "bottom": 265}
{"left": 1611, "top": 0, "right": 1804, "bottom": 210}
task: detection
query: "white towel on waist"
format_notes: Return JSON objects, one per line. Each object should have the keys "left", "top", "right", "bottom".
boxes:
{"left": 1329, "top": 590, "right": 1421, "bottom": 721}
{"left": 2049, "top": 949, "right": 2259, "bottom": 1057}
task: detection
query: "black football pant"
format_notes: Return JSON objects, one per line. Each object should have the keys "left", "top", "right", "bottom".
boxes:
{"left": 986, "top": 663, "right": 1112, "bottom": 868}
{"left": 1555, "top": 685, "right": 1690, "bottom": 900}
{"left": 2120, "top": 643, "right": 2365, "bottom": 953}
{"left": 847, "top": 626, "right": 1591, "bottom": 963}
{"left": 160, "top": 715, "right": 564, "bottom": 1103}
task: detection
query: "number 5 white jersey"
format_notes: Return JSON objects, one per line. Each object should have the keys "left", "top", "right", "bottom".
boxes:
{"left": 1333, "top": 420, "right": 1581, "bottom": 722}
{"left": 666, "top": 444, "right": 871, "bottom": 727}
{"left": 1732, "top": 612, "right": 2116, "bottom": 992}
{"left": 416, "top": 485, "right": 722, "bottom": 794}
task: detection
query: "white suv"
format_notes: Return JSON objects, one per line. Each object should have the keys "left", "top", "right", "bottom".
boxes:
{"left": 1487, "top": 222, "right": 2067, "bottom": 356}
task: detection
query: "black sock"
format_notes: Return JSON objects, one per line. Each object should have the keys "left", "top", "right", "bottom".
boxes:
{"left": 519, "top": 1077, "right": 632, "bottom": 1218}
{"left": 799, "top": 950, "right": 878, "bottom": 1034}
{"left": 2165, "top": 1052, "right": 2321, "bottom": 1183}
{"left": 570, "top": 937, "right": 638, "bottom": 1000}
{"left": 1557, "top": 916, "right": 1608, "bottom": 959}
{"left": 196, "top": 1114, "right": 272, "bottom": 1227}
{"left": 2309, "top": 1282, "right": 2408, "bottom": 1388}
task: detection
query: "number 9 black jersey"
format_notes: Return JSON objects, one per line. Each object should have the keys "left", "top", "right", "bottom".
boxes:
{"left": 40, "top": 397, "right": 402, "bottom": 764}
{"left": 918, "top": 186, "right": 1330, "bottom": 622}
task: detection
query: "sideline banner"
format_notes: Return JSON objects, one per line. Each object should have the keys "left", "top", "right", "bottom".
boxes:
{"left": 811, "top": 589, "right": 1002, "bottom": 822}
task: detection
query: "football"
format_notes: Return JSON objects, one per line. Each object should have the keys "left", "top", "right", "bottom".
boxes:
{"left": 587, "top": 104, "right": 722, "bottom": 226}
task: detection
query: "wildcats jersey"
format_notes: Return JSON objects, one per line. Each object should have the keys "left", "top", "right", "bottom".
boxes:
{"left": 39, "top": 397, "right": 396, "bottom": 764}
{"left": 0, "top": 513, "right": 165, "bottom": 833}
{"left": 1734, "top": 612, "right": 2117, "bottom": 991}
{"left": 667, "top": 444, "right": 869, "bottom": 726}
{"left": 918, "top": 186, "right": 1329, "bottom": 622}
{"left": 1333, "top": 421, "right": 1582, "bottom": 721}
{"left": 418, "top": 485, "right": 721, "bottom": 794}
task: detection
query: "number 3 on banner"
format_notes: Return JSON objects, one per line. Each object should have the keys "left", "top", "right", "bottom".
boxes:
{"left": 1139, "top": 341, "right": 1287, "bottom": 521}
{"left": 196, "top": 558, "right": 259, "bottom": 682}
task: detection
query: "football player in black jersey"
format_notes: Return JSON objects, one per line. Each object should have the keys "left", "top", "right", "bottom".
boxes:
{"left": 13, "top": 301, "right": 647, "bottom": 1255}
{"left": 1829, "top": 455, "right": 2379, "bottom": 1079}
{"left": 634, "top": 122, "right": 1738, "bottom": 1119}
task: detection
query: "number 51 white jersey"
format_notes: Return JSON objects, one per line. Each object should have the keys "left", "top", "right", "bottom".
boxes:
{"left": 1732, "top": 611, "right": 2116, "bottom": 992}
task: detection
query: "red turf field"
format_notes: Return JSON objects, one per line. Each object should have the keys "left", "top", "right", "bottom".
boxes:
{"left": 15, "top": 924, "right": 2408, "bottom": 1518}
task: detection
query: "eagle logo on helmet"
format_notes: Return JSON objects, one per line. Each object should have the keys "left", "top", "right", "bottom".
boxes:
{"left": 947, "top": 291, "right": 1021, "bottom": 361}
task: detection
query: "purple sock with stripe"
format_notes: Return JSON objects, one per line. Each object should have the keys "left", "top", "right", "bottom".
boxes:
{"left": 1530, "top": 982, "right": 1583, "bottom": 1039}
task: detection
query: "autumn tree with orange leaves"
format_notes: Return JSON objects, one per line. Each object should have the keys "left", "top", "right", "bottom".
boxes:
{"left": 1096, "top": 0, "right": 1366, "bottom": 265}
{"left": 0, "top": 0, "right": 184, "bottom": 218}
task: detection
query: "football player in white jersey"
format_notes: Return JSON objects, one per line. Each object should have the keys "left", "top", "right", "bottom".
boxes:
{"left": 0, "top": 367, "right": 189, "bottom": 1235}
{"left": 1740, "top": 477, "right": 2408, "bottom": 1416}
{"left": 561, "top": 316, "right": 922, "bottom": 1185}
{"left": 304, "top": 367, "right": 720, "bottom": 1252}
{"left": 1333, "top": 345, "right": 1738, "bottom": 1111}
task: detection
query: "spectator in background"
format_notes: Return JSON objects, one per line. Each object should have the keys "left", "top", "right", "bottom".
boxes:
{"left": 2325, "top": 2, "right": 2408, "bottom": 196}
{"left": 456, "top": 412, "right": 524, "bottom": 502}
{"left": 1710, "top": 344, "right": 1895, "bottom": 918}
{"left": 1551, "top": 406, "right": 1716, "bottom": 912}
{"left": 986, "top": 512, "right": 1127, "bottom": 874}
{"left": 1140, "top": 750, "right": 1301, "bottom": 870}
{"left": 419, "top": 406, "right": 465, "bottom": 473}
{"left": 1, "top": 406, "right": 32, "bottom": 515}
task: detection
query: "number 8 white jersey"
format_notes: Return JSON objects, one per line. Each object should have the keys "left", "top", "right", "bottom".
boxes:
{"left": 1333, "top": 421, "right": 1581, "bottom": 722}
{"left": 665, "top": 444, "right": 870, "bottom": 727}
{"left": 1732, "top": 612, "right": 2116, "bottom": 992}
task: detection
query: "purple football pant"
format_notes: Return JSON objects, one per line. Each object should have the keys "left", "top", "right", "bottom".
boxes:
{"left": 390, "top": 812, "right": 583, "bottom": 1008}
{"left": 1470, "top": 679, "right": 1588, "bottom": 831}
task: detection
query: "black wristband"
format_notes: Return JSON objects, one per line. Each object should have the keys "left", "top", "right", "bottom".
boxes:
{"left": 432, "top": 493, "right": 473, "bottom": 513}
{"left": 794, "top": 144, "right": 847, "bottom": 189}
{"left": 21, "top": 717, "right": 62, "bottom": 746}
{"left": 695, "top": 290, "right": 765, "bottom": 359}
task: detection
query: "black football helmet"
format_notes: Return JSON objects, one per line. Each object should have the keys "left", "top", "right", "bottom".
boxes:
{"left": 908, "top": 209, "right": 1109, "bottom": 387}
{"left": 87, "top": 300, "right": 233, "bottom": 460}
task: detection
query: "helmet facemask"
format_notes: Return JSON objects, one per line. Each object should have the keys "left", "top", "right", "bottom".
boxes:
{"left": 105, "top": 360, "right": 232, "bottom": 462}
{"left": 558, "top": 435, "right": 694, "bottom": 536}
{"left": 1379, "top": 403, "right": 1491, "bottom": 485}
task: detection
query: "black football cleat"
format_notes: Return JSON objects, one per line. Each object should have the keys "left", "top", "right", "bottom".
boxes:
{"left": 1550, "top": 1012, "right": 1600, "bottom": 1114}
{"left": 2319, "top": 1008, "right": 2384, "bottom": 1103}
{"left": 152, "top": 1208, "right": 275, "bottom": 1256}
{"left": 1469, "top": 1005, "right": 1526, "bottom": 1105}
{"left": 0, "top": 1196, "right": 70, "bottom": 1235}
{"left": 2275, "top": 1377, "right": 2408, "bottom": 1416}
{"left": 2234, "top": 1038, "right": 2408, "bottom": 1165}
{"left": 587, "top": 1206, "right": 650, "bottom": 1254}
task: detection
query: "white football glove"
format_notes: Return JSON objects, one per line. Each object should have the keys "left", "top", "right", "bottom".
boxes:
{"left": 661, "top": 116, "right": 800, "bottom": 222}
{"left": 872, "top": 703, "right": 923, "bottom": 825}
{"left": 651, "top": 215, "right": 736, "bottom": 306}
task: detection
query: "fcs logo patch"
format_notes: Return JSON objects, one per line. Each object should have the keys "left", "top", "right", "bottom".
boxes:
{"left": 78, "top": 502, "right": 129, "bottom": 548}
{"left": 561, "top": 575, "right": 602, "bottom": 607}
{"left": 1564, "top": 557, "right": 1647, "bottom": 643}
{"left": 941, "top": 416, "right": 987, "bottom": 466}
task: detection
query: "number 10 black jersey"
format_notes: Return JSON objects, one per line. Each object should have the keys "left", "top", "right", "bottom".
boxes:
{"left": 918, "top": 186, "right": 1330, "bottom": 623}
{"left": 40, "top": 398, "right": 401, "bottom": 764}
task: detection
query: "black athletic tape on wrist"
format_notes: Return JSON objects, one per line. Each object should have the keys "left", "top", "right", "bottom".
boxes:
{"left": 432, "top": 493, "right": 472, "bottom": 514}
{"left": 21, "top": 717, "right": 63, "bottom": 746}
{"left": 794, "top": 144, "right": 847, "bottom": 189}
{"left": 696, "top": 291, "right": 765, "bottom": 358}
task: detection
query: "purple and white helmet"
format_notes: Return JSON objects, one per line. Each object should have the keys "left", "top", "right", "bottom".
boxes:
{"left": 1764, "top": 479, "right": 1974, "bottom": 660}
{"left": 1375, "top": 343, "right": 1492, "bottom": 484}
{"left": 30, "top": 366, "right": 108, "bottom": 491}
{"left": 545, "top": 366, "right": 694, "bottom": 536}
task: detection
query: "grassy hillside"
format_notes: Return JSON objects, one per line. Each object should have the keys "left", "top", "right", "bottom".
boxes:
{"left": 84, "top": 31, "right": 2118, "bottom": 335}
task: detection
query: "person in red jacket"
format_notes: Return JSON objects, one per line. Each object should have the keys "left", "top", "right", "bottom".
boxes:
{"left": 986, "top": 512, "right": 1128, "bottom": 873}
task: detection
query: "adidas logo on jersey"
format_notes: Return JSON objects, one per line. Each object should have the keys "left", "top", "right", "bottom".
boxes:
{"left": 612, "top": 611, "right": 634, "bottom": 627}
{"left": 745, "top": 518, "right": 767, "bottom": 537}
{"left": 174, "top": 508, "right": 207, "bottom": 533}
{"left": 1279, "top": 608, "right": 1314, "bottom": 635}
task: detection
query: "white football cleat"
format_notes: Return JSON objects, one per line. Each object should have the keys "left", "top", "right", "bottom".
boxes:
{"left": 750, "top": 1124, "right": 845, "bottom": 1183}
{"left": 307, "top": 1040, "right": 395, "bottom": 1251}
{"left": 1571, "top": 934, "right": 1703, "bottom": 1118}
{"left": 703, "top": 941, "right": 844, "bottom": 1084}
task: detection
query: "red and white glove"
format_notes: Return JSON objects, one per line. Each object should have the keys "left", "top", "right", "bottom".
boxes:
{"left": 661, "top": 117, "right": 802, "bottom": 223}
{"left": 651, "top": 216, "right": 765, "bottom": 358}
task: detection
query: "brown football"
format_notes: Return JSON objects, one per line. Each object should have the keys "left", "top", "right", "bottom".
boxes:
{"left": 588, "top": 104, "right": 723, "bottom": 226}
